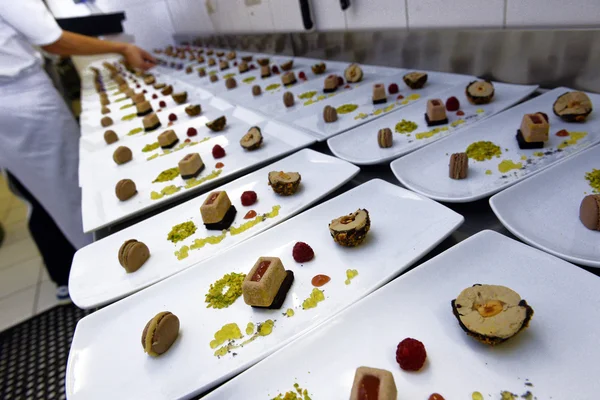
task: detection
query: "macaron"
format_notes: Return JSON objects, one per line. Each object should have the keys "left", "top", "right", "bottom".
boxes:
{"left": 449, "top": 152, "right": 468, "bottom": 180}
{"left": 101, "top": 116, "right": 113, "bottom": 127}
{"left": 113, "top": 146, "right": 132, "bottom": 165}
{"left": 579, "top": 194, "right": 600, "bottom": 230}
{"left": 141, "top": 312, "right": 180, "bottom": 357}
{"left": 118, "top": 239, "right": 150, "bottom": 273}
{"left": 115, "top": 179, "right": 137, "bottom": 201}
{"left": 104, "top": 130, "right": 118, "bottom": 145}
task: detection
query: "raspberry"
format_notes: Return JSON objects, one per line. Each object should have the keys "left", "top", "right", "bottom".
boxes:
{"left": 187, "top": 127, "right": 197, "bottom": 137}
{"left": 337, "top": 76, "right": 344, "bottom": 86}
{"left": 292, "top": 242, "right": 314, "bottom": 263}
{"left": 298, "top": 71, "right": 307, "bottom": 80}
{"left": 272, "top": 65, "right": 280, "bottom": 74}
{"left": 234, "top": 61, "right": 238, "bottom": 66}
{"left": 240, "top": 191, "right": 257, "bottom": 206}
{"left": 212, "top": 144, "right": 226, "bottom": 159}
{"left": 168, "top": 113, "right": 177, "bottom": 122}
{"left": 159, "top": 101, "right": 166, "bottom": 108}
{"left": 445, "top": 96, "right": 460, "bottom": 112}
{"left": 429, "top": 394, "right": 445, "bottom": 400}
{"left": 143, "top": 90, "right": 148, "bottom": 94}
{"left": 152, "top": 94, "right": 158, "bottom": 99}
{"left": 388, "top": 83, "right": 399, "bottom": 94}
{"left": 136, "top": 84, "right": 141, "bottom": 89}
{"left": 249, "top": 64, "right": 256, "bottom": 70}
{"left": 396, "top": 338, "right": 426, "bottom": 371}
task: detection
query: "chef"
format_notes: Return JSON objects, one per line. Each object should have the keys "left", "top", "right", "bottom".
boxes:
{"left": 0, "top": 1, "right": 156, "bottom": 300}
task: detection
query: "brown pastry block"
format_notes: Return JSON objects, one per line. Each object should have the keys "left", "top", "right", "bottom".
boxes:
{"left": 104, "top": 130, "right": 119, "bottom": 145}
{"left": 153, "top": 83, "right": 166, "bottom": 90}
{"left": 219, "top": 60, "right": 229, "bottom": 70}
{"left": 238, "top": 61, "right": 249, "bottom": 73}
{"left": 200, "top": 191, "right": 232, "bottom": 224}
{"left": 115, "top": 179, "right": 137, "bottom": 201}
{"left": 260, "top": 65, "right": 271, "bottom": 78}
{"left": 226, "top": 78, "right": 237, "bottom": 90}
{"left": 198, "top": 68, "right": 207, "bottom": 77}
{"left": 350, "top": 367, "right": 397, "bottom": 400}
{"left": 281, "top": 71, "right": 297, "bottom": 86}
{"left": 158, "top": 130, "right": 179, "bottom": 148}
{"left": 372, "top": 84, "right": 387, "bottom": 103}
{"left": 136, "top": 101, "right": 153, "bottom": 115}
{"left": 323, "top": 75, "right": 338, "bottom": 92}
{"left": 242, "top": 257, "right": 287, "bottom": 307}
{"left": 178, "top": 153, "right": 204, "bottom": 178}
{"left": 520, "top": 113, "right": 549, "bottom": 143}
{"left": 118, "top": 239, "right": 150, "bottom": 273}
{"left": 131, "top": 93, "right": 146, "bottom": 104}
{"left": 208, "top": 58, "right": 216, "bottom": 66}
{"left": 100, "top": 97, "right": 110, "bottom": 106}
{"left": 113, "top": 146, "right": 132, "bottom": 165}
{"left": 426, "top": 99, "right": 447, "bottom": 122}
{"left": 143, "top": 113, "right": 161, "bottom": 131}
{"left": 118, "top": 83, "right": 129, "bottom": 92}
{"left": 210, "top": 74, "right": 218, "bottom": 83}
{"left": 124, "top": 88, "right": 136, "bottom": 98}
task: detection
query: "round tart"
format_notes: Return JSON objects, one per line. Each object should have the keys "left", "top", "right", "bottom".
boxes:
{"left": 552, "top": 91, "right": 593, "bottom": 122}
{"left": 240, "top": 126, "right": 263, "bottom": 150}
{"left": 465, "top": 81, "right": 495, "bottom": 105}
{"left": 344, "top": 63, "right": 363, "bottom": 83}
{"left": 451, "top": 284, "right": 534, "bottom": 345}
{"left": 329, "top": 209, "right": 370, "bottom": 247}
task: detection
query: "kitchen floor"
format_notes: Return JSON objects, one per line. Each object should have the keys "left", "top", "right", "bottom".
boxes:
{"left": 0, "top": 174, "right": 60, "bottom": 333}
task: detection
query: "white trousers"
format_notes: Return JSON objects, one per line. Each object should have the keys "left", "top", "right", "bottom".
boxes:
{"left": 0, "top": 69, "right": 92, "bottom": 249}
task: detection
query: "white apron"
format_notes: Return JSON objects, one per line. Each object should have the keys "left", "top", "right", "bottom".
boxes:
{"left": 0, "top": 68, "right": 92, "bottom": 249}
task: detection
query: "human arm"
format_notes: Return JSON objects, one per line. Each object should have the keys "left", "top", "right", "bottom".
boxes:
{"left": 42, "top": 31, "right": 157, "bottom": 71}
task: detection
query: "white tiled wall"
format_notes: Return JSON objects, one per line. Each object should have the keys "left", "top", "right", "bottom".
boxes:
{"left": 48, "top": 0, "right": 600, "bottom": 44}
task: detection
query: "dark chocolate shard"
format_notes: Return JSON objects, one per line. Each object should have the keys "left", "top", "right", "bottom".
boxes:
{"left": 425, "top": 114, "right": 448, "bottom": 127}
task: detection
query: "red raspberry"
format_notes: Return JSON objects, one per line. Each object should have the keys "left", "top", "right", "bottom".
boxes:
{"left": 388, "top": 83, "right": 399, "bottom": 94}
{"left": 272, "top": 65, "right": 280, "bottom": 74}
{"left": 396, "top": 338, "right": 427, "bottom": 371}
{"left": 187, "top": 127, "right": 197, "bottom": 137}
{"left": 298, "top": 71, "right": 307, "bottom": 80}
{"left": 292, "top": 242, "right": 314, "bottom": 263}
{"left": 159, "top": 101, "right": 167, "bottom": 108}
{"left": 445, "top": 96, "right": 460, "bottom": 112}
{"left": 337, "top": 76, "right": 344, "bottom": 86}
{"left": 249, "top": 64, "right": 256, "bottom": 70}
{"left": 234, "top": 61, "right": 238, "bottom": 66}
{"left": 168, "top": 113, "right": 177, "bottom": 122}
{"left": 152, "top": 94, "right": 158, "bottom": 99}
{"left": 240, "top": 191, "right": 257, "bottom": 206}
{"left": 136, "top": 84, "right": 141, "bottom": 89}
{"left": 212, "top": 144, "right": 225, "bottom": 159}
{"left": 143, "top": 90, "right": 148, "bottom": 94}
{"left": 429, "top": 394, "right": 445, "bottom": 400}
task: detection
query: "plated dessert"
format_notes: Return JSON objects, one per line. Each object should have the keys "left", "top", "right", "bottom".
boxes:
{"left": 403, "top": 72, "right": 427, "bottom": 89}
{"left": 329, "top": 209, "right": 370, "bottom": 247}
{"left": 466, "top": 80, "right": 495, "bottom": 104}
{"left": 323, "top": 105, "right": 338, "bottom": 123}
{"left": 345, "top": 63, "right": 363, "bottom": 83}
{"left": 377, "top": 128, "right": 393, "bottom": 148}
{"left": 115, "top": 179, "right": 137, "bottom": 201}
{"left": 143, "top": 113, "right": 161, "bottom": 132}
{"left": 449, "top": 152, "right": 468, "bottom": 180}
{"left": 283, "top": 91, "right": 294, "bottom": 108}
{"left": 516, "top": 112, "right": 549, "bottom": 149}
{"left": 104, "top": 130, "right": 118, "bottom": 145}
{"left": 178, "top": 153, "right": 205, "bottom": 179}
{"left": 201, "top": 191, "right": 237, "bottom": 230}
{"left": 242, "top": 256, "right": 294, "bottom": 309}
{"left": 206, "top": 116, "right": 226, "bottom": 132}
{"left": 372, "top": 84, "right": 387, "bottom": 104}
{"left": 158, "top": 130, "right": 179, "bottom": 149}
{"left": 350, "top": 367, "right": 397, "bottom": 400}
{"left": 118, "top": 239, "right": 150, "bottom": 273}
{"left": 113, "top": 146, "right": 132, "bottom": 165}
{"left": 268, "top": 171, "right": 301, "bottom": 195}
{"left": 312, "top": 62, "right": 326, "bottom": 75}
{"left": 141, "top": 312, "right": 180, "bottom": 357}
{"left": 425, "top": 99, "right": 448, "bottom": 126}
{"left": 553, "top": 91, "right": 592, "bottom": 122}
{"left": 240, "top": 126, "right": 263, "bottom": 150}
{"left": 580, "top": 194, "right": 600, "bottom": 231}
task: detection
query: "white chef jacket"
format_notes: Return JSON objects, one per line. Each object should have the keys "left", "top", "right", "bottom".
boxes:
{"left": 0, "top": 0, "right": 62, "bottom": 81}
{"left": 0, "top": 1, "right": 92, "bottom": 249}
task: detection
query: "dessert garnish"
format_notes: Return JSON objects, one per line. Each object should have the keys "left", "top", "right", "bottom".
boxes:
{"left": 396, "top": 338, "right": 427, "bottom": 371}
{"left": 466, "top": 141, "right": 502, "bottom": 161}
{"left": 211, "top": 144, "right": 225, "bottom": 159}
{"left": 345, "top": 269, "right": 358, "bottom": 285}
{"left": 336, "top": 104, "right": 358, "bottom": 114}
{"left": 187, "top": 127, "right": 197, "bottom": 137}
{"left": 152, "top": 167, "right": 180, "bottom": 183}
{"left": 446, "top": 96, "right": 460, "bottom": 111}
{"left": 241, "top": 191, "right": 257, "bottom": 206}
{"left": 167, "top": 221, "right": 197, "bottom": 243}
{"left": 242, "top": 257, "right": 294, "bottom": 309}
{"left": 205, "top": 272, "right": 246, "bottom": 309}
{"left": 394, "top": 120, "right": 418, "bottom": 134}
{"left": 388, "top": 83, "right": 399, "bottom": 94}
{"left": 200, "top": 191, "right": 237, "bottom": 230}
{"left": 292, "top": 242, "right": 314, "bottom": 262}
{"left": 302, "top": 288, "right": 325, "bottom": 309}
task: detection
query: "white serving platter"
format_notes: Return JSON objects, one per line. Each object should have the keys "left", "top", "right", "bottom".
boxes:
{"left": 70, "top": 149, "right": 360, "bottom": 309}
{"left": 391, "top": 87, "right": 600, "bottom": 202}
{"left": 80, "top": 117, "right": 316, "bottom": 232}
{"left": 66, "top": 179, "right": 464, "bottom": 400}
{"left": 204, "top": 230, "right": 600, "bottom": 400}
{"left": 328, "top": 82, "right": 538, "bottom": 165}
{"left": 280, "top": 71, "right": 474, "bottom": 141}
{"left": 490, "top": 144, "right": 600, "bottom": 267}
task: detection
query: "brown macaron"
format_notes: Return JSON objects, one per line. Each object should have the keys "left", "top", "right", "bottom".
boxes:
{"left": 115, "top": 179, "right": 137, "bottom": 201}
{"left": 113, "top": 146, "right": 133, "bottom": 165}
{"left": 104, "top": 130, "right": 119, "bottom": 145}
{"left": 118, "top": 239, "right": 150, "bottom": 273}
{"left": 101, "top": 106, "right": 111, "bottom": 115}
{"left": 377, "top": 128, "right": 393, "bottom": 148}
{"left": 580, "top": 194, "right": 600, "bottom": 231}
{"left": 323, "top": 105, "right": 338, "bottom": 123}
{"left": 210, "top": 74, "right": 218, "bottom": 83}
{"left": 100, "top": 97, "right": 110, "bottom": 106}
{"left": 141, "top": 312, "right": 180, "bottom": 357}
{"left": 101, "top": 116, "right": 114, "bottom": 127}
{"left": 225, "top": 77, "right": 237, "bottom": 90}
{"left": 283, "top": 91, "right": 294, "bottom": 108}
{"left": 449, "top": 152, "right": 469, "bottom": 180}
{"left": 252, "top": 85, "right": 262, "bottom": 96}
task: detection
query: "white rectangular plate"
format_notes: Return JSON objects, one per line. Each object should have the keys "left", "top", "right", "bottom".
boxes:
{"left": 70, "top": 149, "right": 360, "bottom": 309}
{"left": 280, "top": 71, "right": 473, "bottom": 141}
{"left": 328, "top": 82, "right": 538, "bottom": 165}
{"left": 391, "top": 87, "right": 600, "bottom": 202}
{"left": 66, "top": 179, "right": 463, "bottom": 400}
{"left": 80, "top": 117, "right": 315, "bottom": 232}
{"left": 205, "top": 230, "right": 600, "bottom": 400}
{"left": 490, "top": 144, "right": 600, "bottom": 267}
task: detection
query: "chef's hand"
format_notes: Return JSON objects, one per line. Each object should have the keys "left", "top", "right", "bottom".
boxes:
{"left": 122, "top": 44, "right": 157, "bottom": 71}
